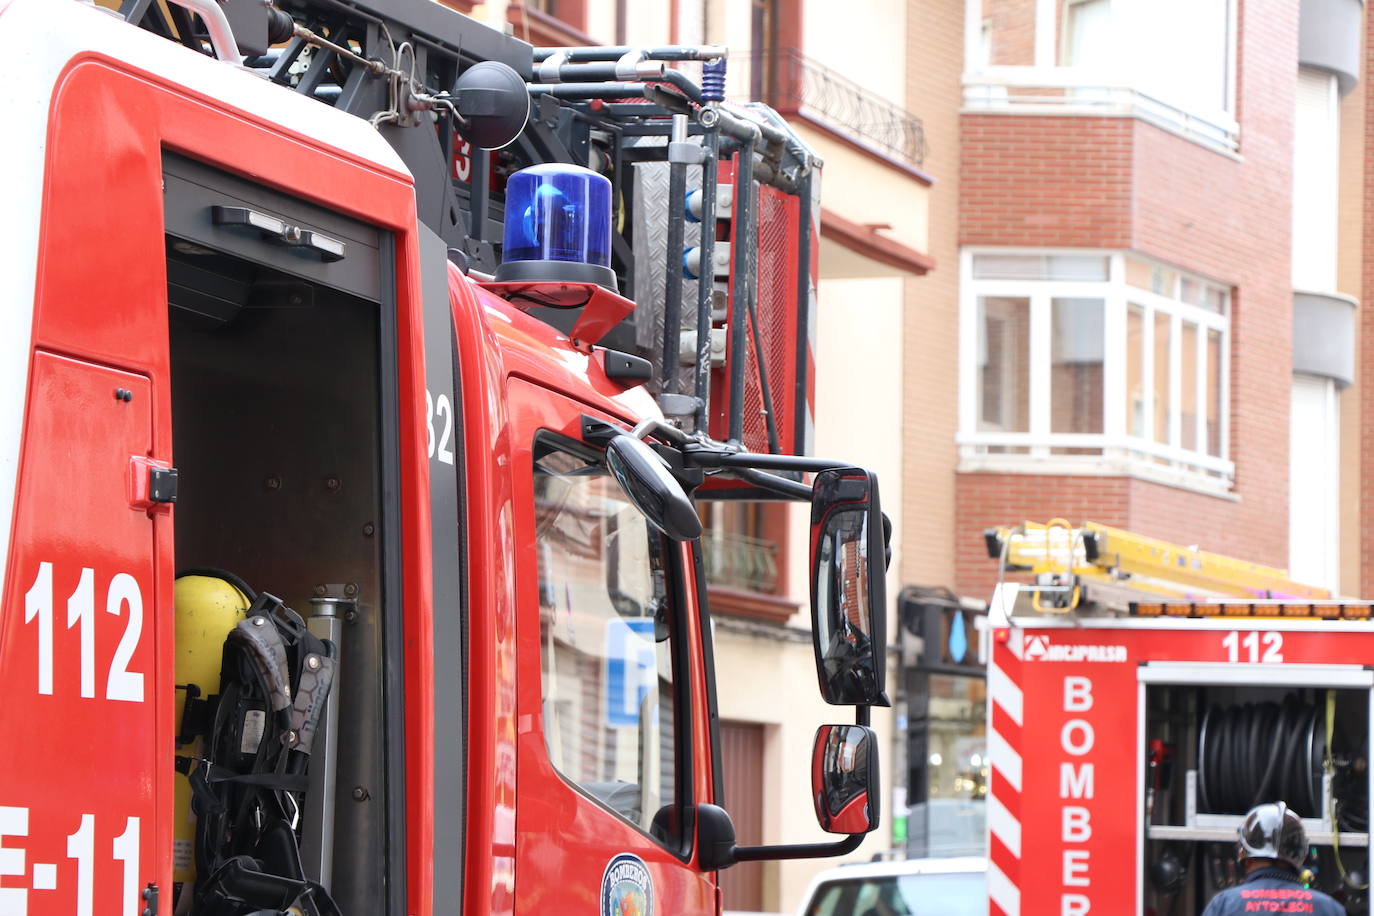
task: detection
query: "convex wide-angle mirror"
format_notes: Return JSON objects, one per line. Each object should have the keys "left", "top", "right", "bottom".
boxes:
{"left": 605, "top": 434, "right": 702, "bottom": 542}
{"left": 811, "top": 724, "right": 880, "bottom": 834}
{"left": 452, "top": 61, "right": 531, "bottom": 151}
{"left": 809, "top": 467, "right": 888, "bottom": 706}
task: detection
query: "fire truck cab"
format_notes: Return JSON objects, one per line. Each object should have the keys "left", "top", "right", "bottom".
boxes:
{"left": 0, "top": 1, "right": 891, "bottom": 914}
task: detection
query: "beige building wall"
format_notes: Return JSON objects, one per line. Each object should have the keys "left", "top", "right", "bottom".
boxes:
{"left": 901, "top": 0, "right": 963, "bottom": 591}
{"left": 802, "top": 0, "right": 908, "bottom": 103}
{"left": 800, "top": 127, "right": 930, "bottom": 254}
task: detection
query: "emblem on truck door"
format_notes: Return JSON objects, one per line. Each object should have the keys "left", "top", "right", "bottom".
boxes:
{"left": 600, "top": 853, "right": 654, "bottom": 916}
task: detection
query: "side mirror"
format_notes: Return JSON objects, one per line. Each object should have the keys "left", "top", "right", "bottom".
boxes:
{"left": 811, "top": 724, "right": 880, "bottom": 834}
{"left": 809, "top": 468, "right": 888, "bottom": 706}
{"left": 452, "top": 61, "right": 531, "bottom": 151}
{"left": 605, "top": 435, "right": 702, "bottom": 542}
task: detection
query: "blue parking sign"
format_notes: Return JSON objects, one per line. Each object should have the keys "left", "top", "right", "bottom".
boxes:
{"left": 605, "top": 618, "right": 657, "bottom": 728}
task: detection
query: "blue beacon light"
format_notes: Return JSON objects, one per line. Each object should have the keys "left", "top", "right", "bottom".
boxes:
{"left": 494, "top": 163, "right": 617, "bottom": 291}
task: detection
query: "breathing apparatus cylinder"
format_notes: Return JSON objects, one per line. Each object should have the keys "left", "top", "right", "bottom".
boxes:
{"left": 173, "top": 575, "right": 250, "bottom": 888}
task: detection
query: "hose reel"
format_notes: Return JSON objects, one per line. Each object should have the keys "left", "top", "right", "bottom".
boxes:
{"left": 1197, "top": 695, "right": 1326, "bottom": 818}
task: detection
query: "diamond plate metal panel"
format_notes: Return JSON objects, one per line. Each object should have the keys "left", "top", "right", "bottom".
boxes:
{"left": 631, "top": 157, "right": 703, "bottom": 394}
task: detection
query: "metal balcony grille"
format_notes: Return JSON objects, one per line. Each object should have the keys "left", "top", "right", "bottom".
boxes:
{"left": 736, "top": 47, "right": 927, "bottom": 169}
{"left": 701, "top": 529, "right": 781, "bottom": 594}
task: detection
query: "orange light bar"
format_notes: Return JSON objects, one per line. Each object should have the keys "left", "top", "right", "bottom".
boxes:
{"left": 1130, "top": 601, "right": 1374, "bottom": 620}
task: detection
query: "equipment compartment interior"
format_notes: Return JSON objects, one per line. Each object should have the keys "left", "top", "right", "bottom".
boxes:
{"left": 165, "top": 218, "right": 395, "bottom": 914}
{"left": 1143, "top": 681, "right": 1371, "bottom": 914}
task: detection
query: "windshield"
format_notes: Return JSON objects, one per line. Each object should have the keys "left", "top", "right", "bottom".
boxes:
{"left": 803, "top": 872, "right": 986, "bottom": 916}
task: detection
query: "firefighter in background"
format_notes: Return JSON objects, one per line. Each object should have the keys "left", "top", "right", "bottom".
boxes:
{"left": 1201, "top": 802, "right": 1343, "bottom": 915}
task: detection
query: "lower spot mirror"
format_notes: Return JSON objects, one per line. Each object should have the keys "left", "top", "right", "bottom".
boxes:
{"left": 811, "top": 724, "right": 880, "bottom": 835}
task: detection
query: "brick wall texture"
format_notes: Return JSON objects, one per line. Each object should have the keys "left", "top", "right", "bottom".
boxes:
{"left": 954, "top": 0, "right": 1301, "bottom": 598}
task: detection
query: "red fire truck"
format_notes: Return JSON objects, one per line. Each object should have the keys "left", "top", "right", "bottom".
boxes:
{"left": 0, "top": 1, "right": 891, "bottom": 914}
{"left": 984, "top": 521, "right": 1373, "bottom": 915}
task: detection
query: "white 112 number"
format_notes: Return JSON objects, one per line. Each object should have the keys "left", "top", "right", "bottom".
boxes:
{"left": 22, "top": 562, "right": 144, "bottom": 702}
{"left": 1222, "top": 630, "right": 1284, "bottom": 664}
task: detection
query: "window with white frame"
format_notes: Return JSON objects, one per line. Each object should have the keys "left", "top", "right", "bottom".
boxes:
{"left": 1131, "top": 0, "right": 1233, "bottom": 123}
{"left": 966, "top": 0, "right": 1238, "bottom": 152}
{"left": 961, "top": 251, "right": 1231, "bottom": 485}
{"left": 1061, "top": 0, "right": 1111, "bottom": 70}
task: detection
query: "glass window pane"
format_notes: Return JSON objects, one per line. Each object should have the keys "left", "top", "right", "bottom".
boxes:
{"left": 1180, "top": 277, "right": 1201, "bottom": 306}
{"left": 1125, "top": 258, "right": 1151, "bottom": 291}
{"left": 1063, "top": 0, "right": 1111, "bottom": 69}
{"left": 699, "top": 501, "right": 780, "bottom": 594}
{"left": 1153, "top": 312, "right": 1171, "bottom": 444}
{"left": 1047, "top": 255, "right": 1109, "bottom": 281}
{"left": 1207, "top": 328, "right": 1223, "bottom": 456}
{"left": 1180, "top": 322, "right": 1198, "bottom": 450}
{"left": 803, "top": 874, "right": 987, "bottom": 916}
{"left": 1126, "top": 258, "right": 1177, "bottom": 296}
{"left": 1204, "top": 285, "right": 1227, "bottom": 314}
{"left": 1180, "top": 278, "right": 1228, "bottom": 314}
{"left": 1050, "top": 297, "right": 1104, "bottom": 434}
{"left": 977, "top": 297, "right": 1030, "bottom": 433}
{"left": 535, "top": 445, "right": 677, "bottom": 841}
{"left": 971, "top": 254, "right": 1042, "bottom": 280}
{"left": 971, "top": 254, "right": 1107, "bottom": 281}
{"left": 1127, "top": 305, "right": 1145, "bottom": 437}
{"left": 1136, "top": 0, "right": 1231, "bottom": 116}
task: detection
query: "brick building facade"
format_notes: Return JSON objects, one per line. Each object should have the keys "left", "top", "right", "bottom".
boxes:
{"left": 896, "top": 0, "right": 1364, "bottom": 868}
{"left": 941, "top": 0, "right": 1358, "bottom": 600}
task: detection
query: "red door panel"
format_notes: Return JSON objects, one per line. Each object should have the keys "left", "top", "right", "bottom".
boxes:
{"left": 0, "top": 351, "right": 162, "bottom": 915}
{"left": 507, "top": 379, "right": 716, "bottom": 915}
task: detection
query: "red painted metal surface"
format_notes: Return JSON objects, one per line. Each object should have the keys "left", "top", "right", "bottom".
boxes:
{"left": 505, "top": 377, "right": 717, "bottom": 915}
{"left": 0, "top": 352, "right": 160, "bottom": 915}
{"left": 478, "top": 281, "right": 636, "bottom": 348}
{"left": 20, "top": 54, "right": 435, "bottom": 915}
{"left": 990, "top": 621, "right": 1374, "bottom": 916}
{"left": 449, "top": 269, "right": 520, "bottom": 916}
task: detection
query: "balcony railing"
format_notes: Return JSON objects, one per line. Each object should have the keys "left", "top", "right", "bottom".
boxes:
{"left": 962, "top": 67, "right": 1240, "bottom": 155}
{"left": 701, "top": 529, "right": 780, "bottom": 595}
{"left": 734, "top": 47, "right": 927, "bottom": 170}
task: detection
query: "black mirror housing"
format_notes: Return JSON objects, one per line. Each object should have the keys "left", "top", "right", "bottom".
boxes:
{"left": 809, "top": 467, "right": 888, "bottom": 706}
{"left": 604, "top": 435, "right": 702, "bottom": 542}
{"left": 453, "top": 61, "right": 531, "bottom": 151}
{"left": 811, "top": 724, "right": 880, "bottom": 835}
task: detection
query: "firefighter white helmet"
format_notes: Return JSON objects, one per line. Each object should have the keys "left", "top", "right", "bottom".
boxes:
{"left": 1238, "top": 801, "right": 1307, "bottom": 869}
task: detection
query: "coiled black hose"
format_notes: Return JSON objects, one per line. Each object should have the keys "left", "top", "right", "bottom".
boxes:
{"left": 1198, "top": 695, "right": 1324, "bottom": 816}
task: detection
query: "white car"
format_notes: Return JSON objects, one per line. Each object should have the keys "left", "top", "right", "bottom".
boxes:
{"left": 795, "top": 857, "right": 987, "bottom": 916}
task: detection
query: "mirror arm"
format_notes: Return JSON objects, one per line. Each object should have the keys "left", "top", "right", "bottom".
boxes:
{"left": 684, "top": 448, "right": 852, "bottom": 474}
{"left": 631, "top": 417, "right": 692, "bottom": 447}
{"left": 731, "top": 833, "right": 866, "bottom": 864}
{"left": 732, "top": 467, "right": 813, "bottom": 501}
{"left": 696, "top": 804, "right": 867, "bottom": 871}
